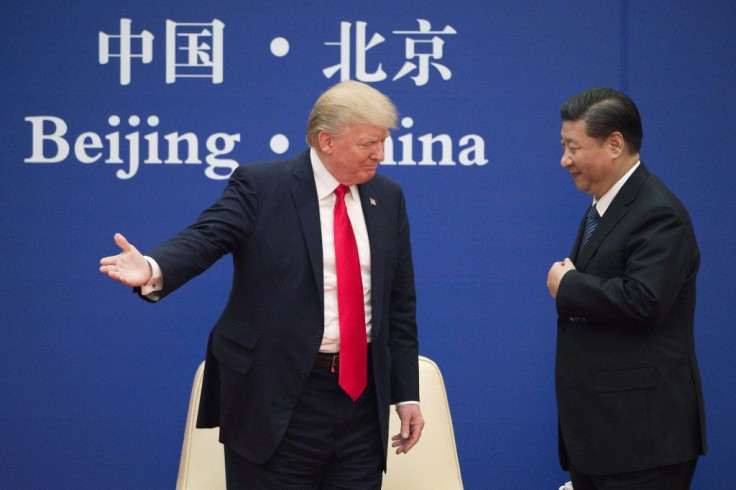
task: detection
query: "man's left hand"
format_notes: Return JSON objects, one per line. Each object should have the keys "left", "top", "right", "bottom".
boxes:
{"left": 391, "top": 404, "right": 424, "bottom": 454}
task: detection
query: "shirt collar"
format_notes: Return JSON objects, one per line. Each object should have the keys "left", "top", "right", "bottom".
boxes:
{"left": 594, "top": 160, "right": 640, "bottom": 216}
{"left": 310, "top": 148, "right": 359, "bottom": 201}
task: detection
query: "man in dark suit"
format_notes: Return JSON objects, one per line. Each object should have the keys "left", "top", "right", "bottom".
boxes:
{"left": 100, "top": 80, "right": 424, "bottom": 489}
{"left": 547, "top": 87, "right": 706, "bottom": 489}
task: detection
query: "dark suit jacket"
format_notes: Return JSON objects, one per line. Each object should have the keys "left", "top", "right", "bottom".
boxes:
{"left": 146, "top": 150, "right": 419, "bottom": 466}
{"left": 555, "top": 164, "right": 706, "bottom": 475}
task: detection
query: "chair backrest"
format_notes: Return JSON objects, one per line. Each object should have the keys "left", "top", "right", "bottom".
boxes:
{"left": 176, "top": 356, "right": 462, "bottom": 489}
{"left": 176, "top": 361, "right": 226, "bottom": 490}
{"left": 382, "top": 356, "right": 463, "bottom": 489}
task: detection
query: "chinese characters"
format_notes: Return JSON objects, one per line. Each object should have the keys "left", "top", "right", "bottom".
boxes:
{"left": 98, "top": 18, "right": 456, "bottom": 87}
{"left": 99, "top": 18, "right": 225, "bottom": 85}
{"left": 323, "top": 19, "right": 457, "bottom": 86}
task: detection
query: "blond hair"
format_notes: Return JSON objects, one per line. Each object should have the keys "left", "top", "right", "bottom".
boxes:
{"left": 306, "top": 80, "right": 398, "bottom": 147}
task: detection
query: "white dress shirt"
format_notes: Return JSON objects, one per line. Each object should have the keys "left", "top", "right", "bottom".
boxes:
{"left": 310, "top": 148, "right": 373, "bottom": 352}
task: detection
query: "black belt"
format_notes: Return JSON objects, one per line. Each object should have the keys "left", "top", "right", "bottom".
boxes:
{"left": 314, "top": 353, "right": 340, "bottom": 373}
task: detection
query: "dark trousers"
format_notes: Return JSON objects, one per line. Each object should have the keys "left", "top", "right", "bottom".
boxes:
{"left": 570, "top": 458, "right": 698, "bottom": 490}
{"left": 224, "top": 361, "right": 383, "bottom": 489}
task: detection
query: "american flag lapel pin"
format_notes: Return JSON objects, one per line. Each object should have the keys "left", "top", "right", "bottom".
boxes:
{"left": 370, "top": 197, "right": 377, "bottom": 206}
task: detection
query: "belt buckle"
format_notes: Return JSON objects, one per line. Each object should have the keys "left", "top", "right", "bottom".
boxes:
{"left": 330, "top": 354, "right": 339, "bottom": 374}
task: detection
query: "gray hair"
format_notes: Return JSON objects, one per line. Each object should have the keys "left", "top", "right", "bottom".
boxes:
{"left": 306, "top": 80, "right": 398, "bottom": 147}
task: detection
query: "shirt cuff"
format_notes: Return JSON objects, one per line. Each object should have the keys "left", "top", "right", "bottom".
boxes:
{"left": 395, "top": 401, "right": 420, "bottom": 408}
{"left": 140, "top": 256, "right": 163, "bottom": 296}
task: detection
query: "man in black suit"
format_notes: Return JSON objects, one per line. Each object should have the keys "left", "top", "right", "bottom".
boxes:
{"left": 547, "top": 87, "right": 706, "bottom": 489}
{"left": 100, "top": 80, "right": 424, "bottom": 489}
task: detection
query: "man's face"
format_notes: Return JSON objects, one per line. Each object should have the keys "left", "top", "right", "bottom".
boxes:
{"left": 560, "top": 120, "right": 616, "bottom": 199}
{"left": 320, "top": 124, "right": 388, "bottom": 186}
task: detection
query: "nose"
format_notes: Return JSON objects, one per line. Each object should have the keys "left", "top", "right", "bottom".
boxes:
{"left": 560, "top": 150, "right": 572, "bottom": 168}
{"left": 372, "top": 142, "right": 384, "bottom": 162}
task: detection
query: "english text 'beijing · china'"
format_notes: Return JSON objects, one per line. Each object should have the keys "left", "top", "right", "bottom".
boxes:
{"left": 24, "top": 115, "right": 488, "bottom": 180}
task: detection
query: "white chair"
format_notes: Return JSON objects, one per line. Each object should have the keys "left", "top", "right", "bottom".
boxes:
{"left": 382, "top": 355, "right": 463, "bottom": 489}
{"left": 176, "top": 356, "right": 462, "bottom": 489}
{"left": 176, "top": 361, "right": 226, "bottom": 490}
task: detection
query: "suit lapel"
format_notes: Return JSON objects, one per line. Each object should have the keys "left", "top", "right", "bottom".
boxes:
{"left": 571, "top": 214, "right": 586, "bottom": 263}
{"left": 575, "top": 164, "right": 649, "bottom": 270}
{"left": 290, "top": 153, "right": 324, "bottom": 303}
{"left": 358, "top": 180, "right": 385, "bottom": 338}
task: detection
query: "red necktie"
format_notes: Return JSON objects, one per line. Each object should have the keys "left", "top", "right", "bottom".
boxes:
{"left": 333, "top": 184, "right": 367, "bottom": 401}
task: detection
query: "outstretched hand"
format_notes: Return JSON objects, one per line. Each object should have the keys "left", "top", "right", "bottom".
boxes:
{"left": 99, "top": 233, "right": 151, "bottom": 287}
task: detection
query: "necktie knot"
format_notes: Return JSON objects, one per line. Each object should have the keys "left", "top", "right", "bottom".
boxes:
{"left": 334, "top": 184, "right": 349, "bottom": 200}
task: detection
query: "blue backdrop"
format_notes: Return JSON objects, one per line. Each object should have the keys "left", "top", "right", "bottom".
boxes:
{"left": 2, "top": 1, "right": 734, "bottom": 488}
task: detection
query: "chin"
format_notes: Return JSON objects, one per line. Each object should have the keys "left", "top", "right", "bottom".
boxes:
{"left": 362, "top": 169, "right": 377, "bottom": 180}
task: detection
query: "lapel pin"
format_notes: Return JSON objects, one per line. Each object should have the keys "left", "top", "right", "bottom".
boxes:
{"left": 370, "top": 197, "right": 377, "bottom": 206}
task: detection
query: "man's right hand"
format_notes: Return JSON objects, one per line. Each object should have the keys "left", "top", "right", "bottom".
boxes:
{"left": 546, "top": 257, "right": 576, "bottom": 299}
{"left": 99, "top": 233, "right": 151, "bottom": 287}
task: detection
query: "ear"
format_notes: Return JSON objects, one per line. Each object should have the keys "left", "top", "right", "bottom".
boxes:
{"left": 607, "top": 132, "right": 625, "bottom": 158}
{"left": 318, "top": 132, "right": 332, "bottom": 155}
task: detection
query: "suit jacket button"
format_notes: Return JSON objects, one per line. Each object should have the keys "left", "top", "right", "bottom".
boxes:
{"left": 298, "top": 369, "right": 308, "bottom": 378}
{"left": 315, "top": 329, "right": 323, "bottom": 338}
